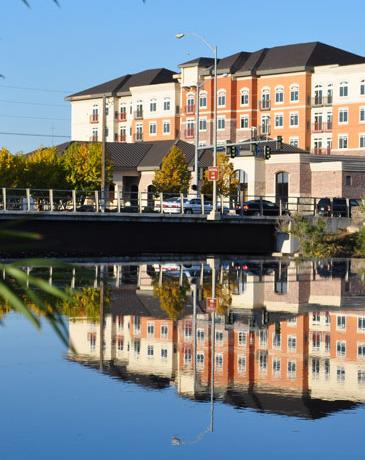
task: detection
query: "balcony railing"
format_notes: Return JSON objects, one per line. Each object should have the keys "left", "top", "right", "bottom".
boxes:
{"left": 184, "top": 128, "right": 195, "bottom": 139}
{"left": 259, "top": 100, "right": 271, "bottom": 111}
{"left": 311, "top": 96, "right": 333, "bottom": 107}
{"left": 185, "top": 104, "right": 195, "bottom": 114}
{"left": 134, "top": 133, "right": 143, "bottom": 142}
{"left": 119, "top": 135, "right": 127, "bottom": 142}
{"left": 259, "top": 125, "right": 271, "bottom": 136}
{"left": 116, "top": 112, "right": 127, "bottom": 122}
{"left": 89, "top": 136, "right": 98, "bottom": 142}
{"left": 312, "top": 121, "right": 333, "bottom": 132}
{"left": 89, "top": 115, "right": 99, "bottom": 123}
{"left": 312, "top": 147, "right": 331, "bottom": 155}
{"left": 134, "top": 110, "right": 143, "bottom": 120}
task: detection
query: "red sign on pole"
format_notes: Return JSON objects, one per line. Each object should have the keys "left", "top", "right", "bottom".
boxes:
{"left": 206, "top": 297, "right": 217, "bottom": 312}
{"left": 207, "top": 167, "right": 219, "bottom": 181}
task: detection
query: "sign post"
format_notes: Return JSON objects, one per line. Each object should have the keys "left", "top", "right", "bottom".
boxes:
{"left": 208, "top": 167, "right": 219, "bottom": 182}
{"left": 206, "top": 297, "right": 218, "bottom": 312}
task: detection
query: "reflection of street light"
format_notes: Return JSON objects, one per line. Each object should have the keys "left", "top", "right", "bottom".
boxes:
{"left": 176, "top": 32, "right": 219, "bottom": 220}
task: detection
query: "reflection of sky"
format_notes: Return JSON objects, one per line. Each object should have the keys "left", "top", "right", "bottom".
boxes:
{"left": 0, "top": 314, "right": 364, "bottom": 460}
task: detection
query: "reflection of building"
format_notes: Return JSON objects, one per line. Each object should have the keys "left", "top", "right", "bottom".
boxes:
{"left": 67, "top": 260, "right": 365, "bottom": 419}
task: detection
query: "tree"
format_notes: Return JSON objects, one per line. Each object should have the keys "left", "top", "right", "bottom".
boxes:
{"left": 201, "top": 153, "right": 239, "bottom": 197}
{"left": 152, "top": 145, "right": 191, "bottom": 195}
{"left": 23, "top": 147, "right": 67, "bottom": 189}
{"left": 62, "top": 142, "right": 112, "bottom": 191}
{"left": 0, "top": 148, "right": 24, "bottom": 188}
{"left": 152, "top": 276, "right": 189, "bottom": 320}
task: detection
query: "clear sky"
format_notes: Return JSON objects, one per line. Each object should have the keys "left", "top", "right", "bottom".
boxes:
{"left": 1, "top": 0, "right": 365, "bottom": 153}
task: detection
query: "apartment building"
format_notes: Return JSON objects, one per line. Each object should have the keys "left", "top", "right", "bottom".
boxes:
{"left": 66, "top": 68, "right": 180, "bottom": 143}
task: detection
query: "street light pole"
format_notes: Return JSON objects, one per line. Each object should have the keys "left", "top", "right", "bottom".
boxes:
{"left": 101, "top": 94, "right": 106, "bottom": 212}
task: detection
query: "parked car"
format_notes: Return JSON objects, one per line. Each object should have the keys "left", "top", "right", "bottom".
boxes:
{"left": 184, "top": 198, "right": 229, "bottom": 215}
{"left": 236, "top": 199, "right": 283, "bottom": 216}
{"left": 316, "top": 197, "right": 360, "bottom": 217}
{"left": 154, "top": 196, "right": 189, "bottom": 214}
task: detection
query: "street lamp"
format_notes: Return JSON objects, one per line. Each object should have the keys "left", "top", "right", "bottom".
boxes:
{"left": 176, "top": 32, "right": 219, "bottom": 220}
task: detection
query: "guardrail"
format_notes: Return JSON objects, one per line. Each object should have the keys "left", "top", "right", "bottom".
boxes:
{"left": 0, "top": 187, "right": 360, "bottom": 218}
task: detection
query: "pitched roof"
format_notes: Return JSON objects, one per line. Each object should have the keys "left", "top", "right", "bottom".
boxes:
{"left": 137, "top": 139, "right": 195, "bottom": 171}
{"left": 217, "top": 51, "right": 251, "bottom": 73}
{"left": 179, "top": 57, "right": 215, "bottom": 68}
{"left": 66, "top": 68, "right": 176, "bottom": 100}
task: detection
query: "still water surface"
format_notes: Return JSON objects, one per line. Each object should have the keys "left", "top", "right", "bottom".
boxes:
{"left": 1, "top": 257, "right": 365, "bottom": 459}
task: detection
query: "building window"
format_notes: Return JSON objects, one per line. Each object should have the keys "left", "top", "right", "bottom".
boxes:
{"left": 337, "top": 366, "right": 345, "bottom": 383}
{"left": 312, "top": 332, "right": 321, "bottom": 351}
{"left": 238, "top": 356, "right": 246, "bottom": 373}
{"left": 290, "top": 112, "right": 299, "bottom": 127}
{"left": 117, "top": 336, "right": 124, "bottom": 351}
{"left": 261, "top": 89, "right": 270, "bottom": 109}
{"left": 197, "top": 329, "right": 205, "bottom": 342}
{"left": 215, "top": 353, "right": 223, "bottom": 368}
{"left": 358, "top": 370, "right": 365, "bottom": 385}
{"left": 360, "top": 107, "right": 365, "bottom": 122}
{"left": 199, "top": 118, "right": 207, "bottom": 131}
{"left": 240, "top": 115, "right": 249, "bottom": 128}
{"left": 288, "top": 335, "right": 297, "bottom": 352}
{"left": 197, "top": 353, "right": 204, "bottom": 367}
{"left": 312, "top": 312, "right": 320, "bottom": 324}
{"left": 147, "top": 322, "right": 154, "bottom": 336}
{"left": 338, "top": 135, "right": 348, "bottom": 149}
{"left": 217, "top": 90, "right": 226, "bottom": 107}
{"left": 186, "top": 96, "right": 195, "bottom": 113}
{"left": 358, "top": 317, "right": 365, "bottom": 331}
{"left": 273, "top": 358, "right": 281, "bottom": 375}
{"left": 312, "top": 358, "right": 320, "bottom": 378}
{"left": 184, "top": 347, "right": 192, "bottom": 364}
{"left": 289, "top": 137, "right": 299, "bottom": 147}
{"left": 336, "top": 341, "right": 346, "bottom": 356}
{"left": 290, "top": 85, "right": 299, "bottom": 102}
{"left": 161, "top": 348, "right": 168, "bottom": 360}
{"left": 199, "top": 92, "right": 207, "bottom": 108}
{"left": 275, "top": 87, "right": 284, "bottom": 104}
{"left": 147, "top": 345, "right": 154, "bottom": 357}
{"left": 161, "top": 325, "right": 168, "bottom": 338}
{"left": 150, "top": 99, "right": 157, "bottom": 112}
{"left": 345, "top": 175, "right": 352, "bottom": 186}
{"left": 87, "top": 332, "right": 96, "bottom": 351}
{"left": 273, "top": 333, "right": 281, "bottom": 349}
{"left": 339, "top": 81, "right": 349, "bottom": 97}
{"left": 260, "top": 329, "right": 268, "bottom": 347}
{"left": 288, "top": 360, "right": 296, "bottom": 378}
{"left": 259, "top": 352, "right": 268, "bottom": 373}
{"left": 275, "top": 113, "right": 284, "bottom": 128}
{"left": 149, "top": 122, "right": 157, "bottom": 135}
{"left": 288, "top": 317, "right": 297, "bottom": 326}
{"left": 91, "top": 128, "right": 98, "bottom": 141}
{"left": 163, "top": 98, "right": 170, "bottom": 111}
{"left": 358, "top": 344, "right": 365, "bottom": 357}
{"left": 184, "top": 323, "right": 192, "bottom": 338}
{"left": 163, "top": 121, "right": 170, "bottom": 134}
{"left": 134, "top": 339, "right": 141, "bottom": 354}
{"left": 217, "top": 117, "right": 225, "bottom": 130}
{"left": 361, "top": 80, "right": 365, "bottom": 96}
{"left": 240, "top": 89, "right": 249, "bottom": 106}
{"left": 238, "top": 331, "right": 246, "bottom": 346}
{"left": 337, "top": 315, "right": 346, "bottom": 329}
{"left": 338, "top": 108, "right": 348, "bottom": 124}
{"left": 261, "top": 115, "right": 270, "bottom": 134}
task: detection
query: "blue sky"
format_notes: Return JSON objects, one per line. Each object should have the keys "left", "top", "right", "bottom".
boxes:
{"left": 1, "top": 0, "right": 365, "bottom": 153}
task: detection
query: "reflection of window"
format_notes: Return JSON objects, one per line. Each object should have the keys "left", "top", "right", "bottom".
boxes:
{"left": 134, "top": 339, "right": 140, "bottom": 354}
{"left": 197, "top": 329, "right": 205, "bottom": 342}
{"left": 161, "top": 325, "right": 168, "bottom": 338}
{"left": 184, "top": 323, "right": 192, "bottom": 338}
{"left": 273, "top": 358, "right": 281, "bottom": 375}
{"left": 273, "top": 333, "right": 281, "bottom": 349}
{"left": 312, "top": 358, "right": 320, "bottom": 378}
{"left": 117, "top": 336, "right": 124, "bottom": 351}
{"left": 147, "top": 322, "right": 154, "bottom": 336}
{"left": 134, "top": 316, "right": 141, "bottom": 333}
{"left": 275, "top": 266, "right": 287, "bottom": 294}
{"left": 325, "top": 334, "right": 331, "bottom": 352}
{"left": 288, "top": 360, "right": 296, "bottom": 378}
{"left": 337, "top": 315, "right": 346, "bottom": 329}
{"left": 358, "top": 344, "right": 365, "bottom": 357}
{"left": 238, "top": 356, "right": 246, "bottom": 373}
{"left": 197, "top": 353, "right": 204, "bottom": 367}
{"left": 287, "top": 317, "right": 297, "bottom": 326}
{"left": 358, "top": 370, "right": 365, "bottom": 385}
{"left": 147, "top": 345, "right": 154, "bottom": 357}
{"left": 337, "top": 366, "right": 345, "bottom": 383}
{"left": 260, "top": 329, "right": 268, "bottom": 347}
{"left": 215, "top": 353, "right": 223, "bottom": 368}
{"left": 358, "top": 317, "right": 365, "bottom": 331}
{"left": 161, "top": 348, "right": 168, "bottom": 360}
{"left": 259, "top": 351, "right": 268, "bottom": 373}
{"left": 184, "top": 347, "right": 192, "bottom": 364}
{"left": 87, "top": 332, "right": 96, "bottom": 351}
{"left": 336, "top": 341, "right": 346, "bottom": 356}
{"left": 324, "top": 359, "right": 330, "bottom": 379}
{"left": 288, "top": 336, "right": 296, "bottom": 351}
{"left": 312, "top": 332, "right": 321, "bottom": 351}
{"left": 215, "top": 331, "right": 224, "bottom": 343}
{"left": 238, "top": 331, "right": 246, "bottom": 346}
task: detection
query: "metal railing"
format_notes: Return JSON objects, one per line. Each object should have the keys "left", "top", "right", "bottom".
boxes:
{"left": 0, "top": 187, "right": 360, "bottom": 218}
{"left": 311, "top": 96, "right": 333, "bottom": 107}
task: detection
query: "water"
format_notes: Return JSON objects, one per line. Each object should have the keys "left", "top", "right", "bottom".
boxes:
{"left": 1, "top": 257, "right": 365, "bottom": 459}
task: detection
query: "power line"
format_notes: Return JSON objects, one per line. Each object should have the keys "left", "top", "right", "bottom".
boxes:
{"left": 0, "top": 99, "right": 67, "bottom": 108}
{"left": 0, "top": 131, "right": 70, "bottom": 138}
{"left": 0, "top": 84, "right": 71, "bottom": 94}
{"left": 0, "top": 114, "right": 69, "bottom": 121}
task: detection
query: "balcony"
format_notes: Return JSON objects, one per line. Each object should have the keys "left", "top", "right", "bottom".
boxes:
{"left": 312, "top": 121, "right": 333, "bottom": 132}
{"left": 116, "top": 112, "right": 127, "bottom": 122}
{"left": 185, "top": 104, "right": 195, "bottom": 114}
{"left": 89, "top": 114, "right": 99, "bottom": 123}
{"left": 119, "top": 135, "right": 127, "bottom": 142}
{"left": 89, "top": 136, "right": 98, "bottom": 142}
{"left": 311, "top": 96, "right": 333, "bottom": 107}
{"left": 312, "top": 147, "right": 331, "bottom": 155}
{"left": 134, "top": 110, "right": 143, "bottom": 120}
{"left": 184, "top": 128, "right": 195, "bottom": 139}
{"left": 134, "top": 133, "right": 143, "bottom": 142}
{"left": 259, "top": 125, "right": 271, "bottom": 136}
{"left": 259, "top": 100, "right": 271, "bottom": 111}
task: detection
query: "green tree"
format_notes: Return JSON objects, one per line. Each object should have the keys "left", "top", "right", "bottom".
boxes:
{"left": 62, "top": 142, "right": 112, "bottom": 191}
{"left": 152, "top": 145, "right": 191, "bottom": 194}
{"left": 23, "top": 147, "right": 67, "bottom": 189}
{"left": 201, "top": 153, "right": 239, "bottom": 197}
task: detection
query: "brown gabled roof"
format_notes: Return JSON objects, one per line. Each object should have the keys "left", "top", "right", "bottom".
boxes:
{"left": 137, "top": 139, "right": 195, "bottom": 171}
{"left": 66, "top": 68, "right": 176, "bottom": 100}
{"left": 179, "top": 57, "right": 215, "bottom": 68}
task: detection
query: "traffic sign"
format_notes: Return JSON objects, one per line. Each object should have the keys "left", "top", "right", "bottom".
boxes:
{"left": 206, "top": 297, "right": 218, "bottom": 312}
{"left": 207, "top": 167, "right": 219, "bottom": 181}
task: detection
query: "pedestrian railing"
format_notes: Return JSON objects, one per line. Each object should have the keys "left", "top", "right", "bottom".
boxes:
{"left": 0, "top": 187, "right": 360, "bottom": 218}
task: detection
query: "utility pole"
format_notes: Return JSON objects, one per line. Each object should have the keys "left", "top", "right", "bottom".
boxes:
{"left": 101, "top": 94, "right": 106, "bottom": 212}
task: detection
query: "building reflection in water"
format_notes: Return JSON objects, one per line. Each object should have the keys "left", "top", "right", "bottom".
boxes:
{"left": 65, "top": 258, "right": 365, "bottom": 421}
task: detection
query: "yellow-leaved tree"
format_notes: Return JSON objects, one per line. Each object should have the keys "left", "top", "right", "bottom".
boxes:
{"left": 201, "top": 152, "right": 239, "bottom": 197}
{"left": 152, "top": 145, "right": 191, "bottom": 195}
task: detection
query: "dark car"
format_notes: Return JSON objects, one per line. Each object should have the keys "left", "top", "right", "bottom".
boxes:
{"left": 236, "top": 199, "right": 282, "bottom": 216}
{"left": 316, "top": 197, "right": 360, "bottom": 217}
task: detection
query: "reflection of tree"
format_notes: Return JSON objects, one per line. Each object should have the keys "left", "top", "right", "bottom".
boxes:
{"left": 152, "top": 276, "right": 189, "bottom": 320}
{"left": 59, "top": 288, "right": 108, "bottom": 321}
{"left": 0, "top": 304, "right": 11, "bottom": 322}
{"left": 203, "top": 270, "right": 235, "bottom": 315}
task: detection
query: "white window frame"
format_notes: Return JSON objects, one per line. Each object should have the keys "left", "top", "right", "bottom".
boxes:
{"left": 217, "top": 116, "right": 225, "bottom": 130}
{"left": 289, "top": 112, "right": 299, "bottom": 127}
{"left": 360, "top": 107, "right": 365, "bottom": 123}
{"left": 287, "top": 360, "right": 296, "bottom": 378}
{"left": 336, "top": 340, "right": 346, "bottom": 357}
{"left": 358, "top": 317, "right": 365, "bottom": 332}
{"left": 149, "top": 122, "right": 157, "bottom": 136}
{"left": 275, "top": 113, "right": 284, "bottom": 128}
{"left": 162, "top": 120, "right": 170, "bottom": 135}
{"left": 217, "top": 90, "right": 226, "bottom": 107}
{"left": 240, "top": 88, "right": 249, "bottom": 106}
{"left": 339, "top": 81, "right": 349, "bottom": 98}
{"left": 147, "top": 345, "right": 154, "bottom": 358}
{"left": 199, "top": 91, "right": 207, "bottom": 108}
{"left": 238, "top": 331, "right": 246, "bottom": 346}
{"left": 199, "top": 117, "right": 207, "bottom": 131}
{"left": 161, "top": 324, "right": 168, "bottom": 338}
{"left": 289, "top": 137, "right": 299, "bottom": 147}
{"left": 147, "top": 322, "right": 155, "bottom": 336}
{"left": 361, "top": 80, "right": 365, "bottom": 96}
{"left": 240, "top": 115, "right": 249, "bottom": 129}
{"left": 163, "top": 98, "right": 171, "bottom": 111}
{"left": 338, "top": 108, "right": 349, "bottom": 124}
{"left": 275, "top": 86, "right": 284, "bottom": 104}
{"left": 288, "top": 335, "right": 297, "bottom": 352}
{"left": 150, "top": 99, "right": 157, "bottom": 112}
{"left": 359, "top": 134, "right": 365, "bottom": 149}
{"left": 290, "top": 84, "right": 299, "bottom": 103}
{"left": 338, "top": 135, "right": 348, "bottom": 149}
